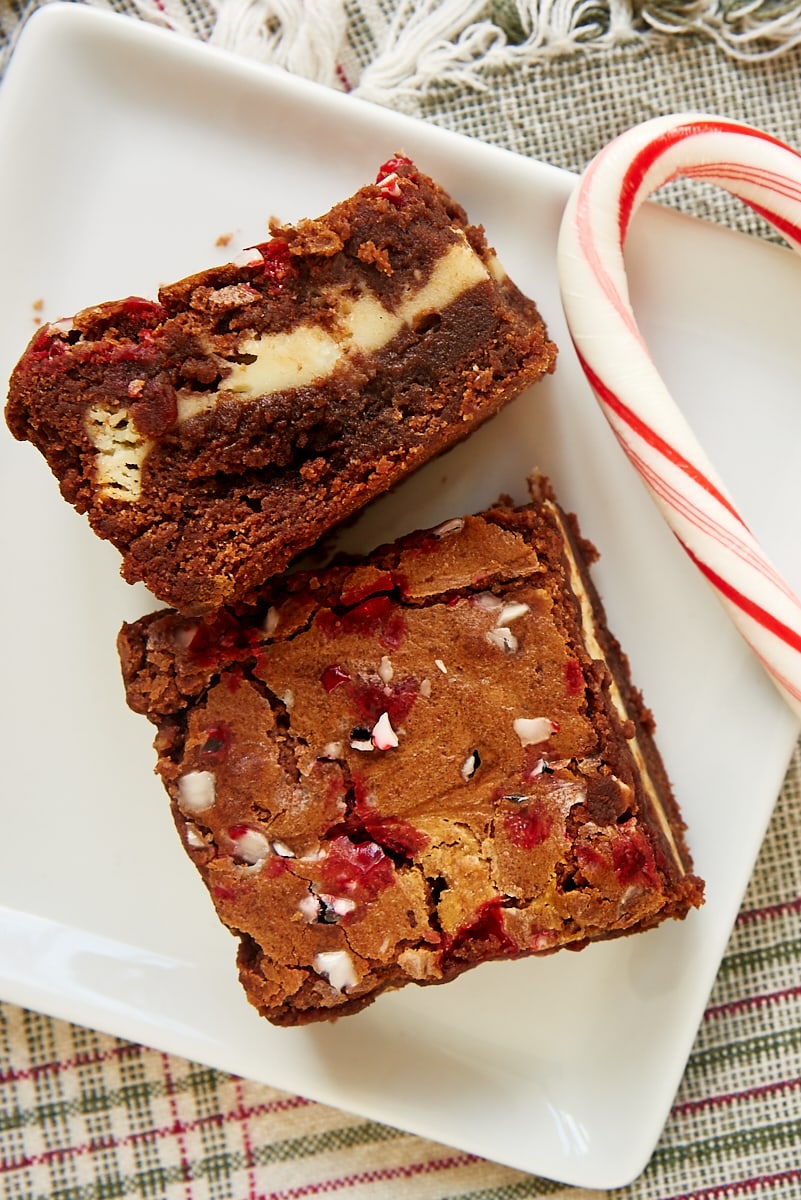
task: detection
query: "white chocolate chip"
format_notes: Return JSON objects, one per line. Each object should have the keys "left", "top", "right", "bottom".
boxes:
{"left": 435, "top": 658, "right": 448, "bottom": 674}
{"left": 313, "top": 950, "right": 358, "bottom": 992}
{"left": 420, "top": 677, "right": 432, "bottom": 698}
{"left": 371, "top": 711, "right": 399, "bottom": 750}
{"left": 282, "top": 688, "right": 295, "bottom": 711}
{"left": 378, "top": 655, "right": 394, "bottom": 684}
{"left": 321, "top": 741, "right": 344, "bottom": 759}
{"left": 177, "top": 770, "right": 216, "bottom": 813}
{"left": 513, "top": 717, "right": 556, "bottom": 747}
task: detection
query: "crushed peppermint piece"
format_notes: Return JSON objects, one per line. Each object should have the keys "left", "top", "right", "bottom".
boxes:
{"left": 371, "top": 711, "right": 399, "bottom": 750}
{"left": 264, "top": 606, "right": 280, "bottom": 636}
{"left": 298, "top": 894, "right": 321, "bottom": 923}
{"left": 472, "top": 591, "right": 503, "bottom": 614}
{"left": 350, "top": 728, "right": 374, "bottom": 752}
{"left": 232, "top": 246, "right": 265, "bottom": 267}
{"left": 172, "top": 623, "right": 198, "bottom": 650}
{"left": 460, "top": 750, "right": 481, "bottom": 781}
{"left": 271, "top": 840, "right": 295, "bottom": 858}
{"left": 184, "top": 822, "right": 206, "bottom": 849}
{"left": 431, "top": 517, "right": 465, "bottom": 538}
{"left": 513, "top": 716, "right": 557, "bottom": 746}
{"left": 313, "top": 949, "right": 358, "bottom": 991}
{"left": 497, "top": 602, "right": 530, "bottom": 625}
{"left": 177, "top": 770, "right": 216, "bottom": 813}
{"left": 378, "top": 655, "right": 394, "bottom": 684}
{"left": 317, "top": 893, "right": 357, "bottom": 924}
{"left": 228, "top": 826, "right": 270, "bottom": 864}
{"left": 300, "top": 848, "right": 326, "bottom": 863}
{"left": 486, "top": 626, "right": 518, "bottom": 653}
{"left": 435, "top": 658, "right": 448, "bottom": 674}
{"left": 376, "top": 171, "right": 402, "bottom": 198}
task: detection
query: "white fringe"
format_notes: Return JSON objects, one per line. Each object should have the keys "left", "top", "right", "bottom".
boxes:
{"left": 355, "top": 0, "right": 504, "bottom": 105}
{"left": 6, "top": 0, "right": 801, "bottom": 93}
{"left": 356, "top": 0, "right": 801, "bottom": 106}
{"left": 638, "top": 0, "right": 801, "bottom": 61}
{"left": 208, "top": 0, "right": 347, "bottom": 86}
{"left": 86, "top": 0, "right": 200, "bottom": 36}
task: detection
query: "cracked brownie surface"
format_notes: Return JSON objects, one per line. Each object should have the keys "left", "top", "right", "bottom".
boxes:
{"left": 118, "top": 481, "right": 703, "bottom": 1026}
{"left": 6, "top": 156, "right": 556, "bottom": 613}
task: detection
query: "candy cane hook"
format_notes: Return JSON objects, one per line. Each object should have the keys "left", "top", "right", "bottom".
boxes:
{"left": 558, "top": 113, "right": 801, "bottom": 719}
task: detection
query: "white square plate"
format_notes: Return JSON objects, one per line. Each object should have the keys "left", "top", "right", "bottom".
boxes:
{"left": 1, "top": 6, "right": 800, "bottom": 1188}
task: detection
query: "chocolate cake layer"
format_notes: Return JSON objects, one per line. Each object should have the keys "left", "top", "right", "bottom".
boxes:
{"left": 6, "top": 157, "right": 556, "bottom": 612}
{"left": 117, "top": 479, "right": 703, "bottom": 1026}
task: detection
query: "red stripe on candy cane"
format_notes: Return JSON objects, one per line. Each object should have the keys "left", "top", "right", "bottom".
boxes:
{"left": 625, "top": 444, "right": 798, "bottom": 602}
{"left": 682, "top": 545, "right": 801, "bottom": 659}
{"left": 617, "top": 119, "right": 793, "bottom": 241}
{"left": 577, "top": 351, "right": 743, "bottom": 524}
{"left": 558, "top": 113, "right": 801, "bottom": 717}
{"left": 682, "top": 161, "right": 801, "bottom": 206}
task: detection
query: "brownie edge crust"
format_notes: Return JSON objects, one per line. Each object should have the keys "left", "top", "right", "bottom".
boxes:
{"left": 117, "top": 480, "right": 704, "bottom": 1027}
{"left": 6, "top": 156, "right": 556, "bottom": 614}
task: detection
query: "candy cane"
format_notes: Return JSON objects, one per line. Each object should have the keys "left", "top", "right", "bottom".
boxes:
{"left": 557, "top": 113, "right": 801, "bottom": 720}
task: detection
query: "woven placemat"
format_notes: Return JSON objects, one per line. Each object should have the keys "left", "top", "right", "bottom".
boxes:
{"left": 1, "top": 4, "right": 800, "bottom": 1197}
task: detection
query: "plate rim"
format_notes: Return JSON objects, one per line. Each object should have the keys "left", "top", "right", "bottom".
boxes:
{"left": 1, "top": 4, "right": 799, "bottom": 1189}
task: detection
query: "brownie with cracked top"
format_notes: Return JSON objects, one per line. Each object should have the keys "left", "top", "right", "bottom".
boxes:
{"left": 117, "top": 478, "right": 704, "bottom": 1026}
{"left": 6, "top": 156, "right": 556, "bottom": 614}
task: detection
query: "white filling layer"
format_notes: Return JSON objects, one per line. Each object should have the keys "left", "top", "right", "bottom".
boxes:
{"left": 177, "top": 234, "right": 490, "bottom": 420}
{"left": 91, "top": 234, "right": 493, "bottom": 491}
{"left": 86, "top": 404, "right": 152, "bottom": 501}
{"left": 548, "top": 502, "right": 685, "bottom": 874}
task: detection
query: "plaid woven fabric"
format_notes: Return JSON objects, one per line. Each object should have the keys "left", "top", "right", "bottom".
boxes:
{"left": 1, "top": 2, "right": 801, "bottom": 1197}
{"left": 1, "top": 747, "right": 799, "bottom": 1200}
